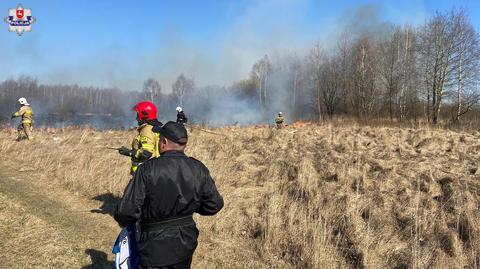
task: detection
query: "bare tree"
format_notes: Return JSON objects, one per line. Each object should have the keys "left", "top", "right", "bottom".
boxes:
{"left": 250, "top": 54, "right": 272, "bottom": 108}
{"left": 287, "top": 52, "right": 302, "bottom": 119}
{"left": 398, "top": 26, "right": 417, "bottom": 120}
{"left": 417, "top": 10, "right": 472, "bottom": 124}
{"left": 142, "top": 78, "right": 161, "bottom": 103}
{"left": 378, "top": 27, "right": 401, "bottom": 120}
{"left": 172, "top": 74, "right": 195, "bottom": 107}
{"left": 337, "top": 32, "right": 352, "bottom": 114}
{"left": 320, "top": 56, "right": 341, "bottom": 117}
{"left": 351, "top": 36, "right": 378, "bottom": 117}
{"left": 378, "top": 26, "right": 417, "bottom": 121}
{"left": 307, "top": 42, "right": 325, "bottom": 121}
{"left": 450, "top": 10, "right": 480, "bottom": 121}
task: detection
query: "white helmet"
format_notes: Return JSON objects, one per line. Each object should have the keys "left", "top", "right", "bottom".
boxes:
{"left": 278, "top": 112, "right": 283, "bottom": 116}
{"left": 176, "top": 106, "right": 183, "bottom": 112}
{"left": 18, "top": 97, "right": 29, "bottom": 105}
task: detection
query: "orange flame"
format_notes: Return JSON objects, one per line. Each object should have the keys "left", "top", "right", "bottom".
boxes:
{"left": 292, "top": 120, "right": 313, "bottom": 127}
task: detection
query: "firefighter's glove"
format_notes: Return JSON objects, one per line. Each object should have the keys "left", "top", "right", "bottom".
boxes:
{"left": 118, "top": 146, "right": 132, "bottom": 157}
{"left": 11, "top": 113, "right": 15, "bottom": 119}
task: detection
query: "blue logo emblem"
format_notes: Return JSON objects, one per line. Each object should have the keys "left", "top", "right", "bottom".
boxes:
{"left": 4, "top": 4, "right": 36, "bottom": 35}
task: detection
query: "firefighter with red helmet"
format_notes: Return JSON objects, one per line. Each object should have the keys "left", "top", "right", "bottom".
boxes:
{"left": 118, "top": 101, "right": 163, "bottom": 174}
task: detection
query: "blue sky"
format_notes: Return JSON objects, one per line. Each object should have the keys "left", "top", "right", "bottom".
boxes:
{"left": 0, "top": 0, "right": 479, "bottom": 91}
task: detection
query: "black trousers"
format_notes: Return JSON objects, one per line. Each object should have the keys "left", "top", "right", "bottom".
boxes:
{"left": 139, "top": 256, "right": 192, "bottom": 269}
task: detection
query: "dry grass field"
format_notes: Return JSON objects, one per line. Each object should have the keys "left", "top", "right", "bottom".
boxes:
{"left": 0, "top": 122, "right": 480, "bottom": 268}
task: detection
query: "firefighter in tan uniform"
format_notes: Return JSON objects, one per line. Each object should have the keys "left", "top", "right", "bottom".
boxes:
{"left": 11, "top": 97, "right": 34, "bottom": 141}
{"left": 275, "top": 112, "right": 285, "bottom": 129}
{"left": 118, "top": 101, "right": 162, "bottom": 175}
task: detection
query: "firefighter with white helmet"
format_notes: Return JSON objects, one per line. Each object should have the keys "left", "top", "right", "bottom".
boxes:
{"left": 275, "top": 112, "right": 284, "bottom": 129}
{"left": 11, "top": 97, "right": 34, "bottom": 140}
{"left": 176, "top": 106, "right": 188, "bottom": 124}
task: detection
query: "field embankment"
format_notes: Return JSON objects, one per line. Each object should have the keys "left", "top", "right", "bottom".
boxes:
{"left": 0, "top": 123, "right": 479, "bottom": 268}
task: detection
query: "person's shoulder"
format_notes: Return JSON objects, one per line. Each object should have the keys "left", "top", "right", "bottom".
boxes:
{"left": 139, "top": 124, "right": 154, "bottom": 136}
{"left": 137, "top": 156, "right": 161, "bottom": 173}
{"left": 152, "top": 153, "right": 186, "bottom": 164}
{"left": 142, "top": 154, "right": 205, "bottom": 171}
{"left": 188, "top": 156, "right": 203, "bottom": 164}
{"left": 188, "top": 156, "right": 209, "bottom": 171}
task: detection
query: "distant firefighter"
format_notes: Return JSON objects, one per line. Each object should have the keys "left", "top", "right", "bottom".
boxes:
{"left": 118, "top": 101, "right": 162, "bottom": 175}
{"left": 11, "top": 97, "right": 34, "bottom": 141}
{"left": 275, "top": 112, "right": 284, "bottom": 129}
{"left": 176, "top": 106, "right": 188, "bottom": 124}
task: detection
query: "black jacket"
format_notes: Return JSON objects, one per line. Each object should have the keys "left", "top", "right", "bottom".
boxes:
{"left": 115, "top": 151, "right": 224, "bottom": 267}
{"left": 176, "top": 111, "right": 188, "bottom": 124}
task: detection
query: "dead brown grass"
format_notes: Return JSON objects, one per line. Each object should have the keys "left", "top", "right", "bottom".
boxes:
{"left": 1, "top": 123, "right": 480, "bottom": 268}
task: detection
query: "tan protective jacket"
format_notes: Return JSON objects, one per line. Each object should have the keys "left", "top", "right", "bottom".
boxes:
{"left": 275, "top": 115, "right": 284, "bottom": 125}
{"left": 130, "top": 123, "right": 160, "bottom": 173}
{"left": 13, "top": 105, "right": 34, "bottom": 124}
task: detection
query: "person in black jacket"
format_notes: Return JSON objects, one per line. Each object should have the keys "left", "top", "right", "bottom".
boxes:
{"left": 114, "top": 121, "right": 224, "bottom": 269}
{"left": 176, "top": 106, "right": 188, "bottom": 124}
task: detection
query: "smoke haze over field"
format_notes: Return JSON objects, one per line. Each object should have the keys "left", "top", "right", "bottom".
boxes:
{"left": 40, "top": 0, "right": 317, "bottom": 91}
{"left": 0, "top": 0, "right": 462, "bottom": 90}
{"left": 1, "top": 1, "right": 480, "bottom": 127}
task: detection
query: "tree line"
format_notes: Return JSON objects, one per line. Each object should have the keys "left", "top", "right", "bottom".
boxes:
{"left": 0, "top": 74, "right": 204, "bottom": 126}
{"left": 235, "top": 8, "right": 480, "bottom": 124}
{"left": 1, "top": 8, "right": 479, "bottom": 127}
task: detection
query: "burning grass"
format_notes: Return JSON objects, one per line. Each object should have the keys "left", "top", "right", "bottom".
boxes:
{"left": 1, "top": 123, "right": 480, "bottom": 268}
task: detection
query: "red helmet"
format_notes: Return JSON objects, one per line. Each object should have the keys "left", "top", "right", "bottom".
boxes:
{"left": 133, "top": 101, "right": 157, "bottom": 120}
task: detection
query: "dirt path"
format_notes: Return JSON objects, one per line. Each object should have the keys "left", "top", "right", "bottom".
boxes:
{"left": 0, "top": 165, "right": 120, "bottom": 269}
